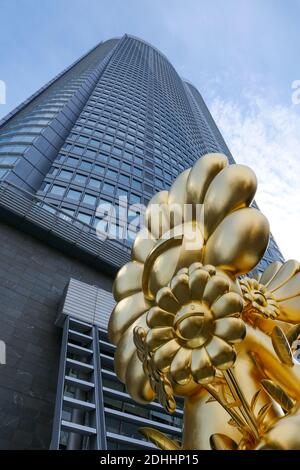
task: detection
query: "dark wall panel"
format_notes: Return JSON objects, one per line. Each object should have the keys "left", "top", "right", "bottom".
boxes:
{"left": 0, "top": 222, "right": 112, "bottom": 449}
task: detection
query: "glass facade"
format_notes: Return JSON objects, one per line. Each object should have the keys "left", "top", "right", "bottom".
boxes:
{"left": 0, "top": 34, "right": 284, "bottom": 263}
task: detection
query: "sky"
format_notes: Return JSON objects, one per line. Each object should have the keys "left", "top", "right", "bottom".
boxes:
{"left": 0, "top": 0, "right": 299, "bottom": 260}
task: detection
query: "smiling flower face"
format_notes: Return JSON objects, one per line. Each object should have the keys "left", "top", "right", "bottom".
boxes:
{"left": 140, "top": 263, "right": 246, "bottom": 386}
{"left": 240, "top": 277, "right": 280, "bottom": 320}
{"left": 241, "top": 260, "right": 300, "bottom": 324}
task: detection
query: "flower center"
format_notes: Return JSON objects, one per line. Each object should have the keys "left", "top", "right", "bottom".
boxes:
{"left": 252, "top": 290, "right": 268, "bottom": 307}
{"left": 173, "top": 302, "right": 214, "bottom": 349}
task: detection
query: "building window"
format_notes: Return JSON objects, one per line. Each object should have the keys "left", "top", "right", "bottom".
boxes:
{"left": 119, "top": 174, "right": 130, "bottom": 185}
{"left": 107, "top": 169, "right": 118, "bottom": 180}
{"left": 49, "top": 167, "right": 59, "bottom": 176}
{"left": 88, "top": 178, "right": 101, "bottom": 190}
{"left": 85, "top": 148, "right": 96, "bottom": 158}
{"left": 66, "top": 157, "right": 78, "bottom": 167}
{"left": 79, "top": 160, "right": 92, "bottom": 171}
{"left": 132, "top": 179, "right": 142, "bottom": 190}
{"left": 132, "top": 166, "right": 142, "bottom": 177}
{"left": 103, "top": 182, "right": 114, "bottom": 194}
{"left": 67, "top": 189, "right": 81, "bottom": 200}
{"left": 50, "top": 185, "right": 65, "bottom": 196}
{"left": 101, "top": 142, "right": 111, "bottom": 152}
{"left": 110, "top": 157, "right": 119, "bottom": 167}
{"left": 73, "top": 173, "right": 87, "bottom": 184}
{"left": 41, "top": 182, "right": 50, "bottom": 192}
{"left": 94, "top": 164, "right": 104, "bottom": 174}
{"left": 82, "top": 193, "right": 97, "bottom": 206}
{"left": 77, "top": 135, "right": 89, "bottom": 144}
{"left": 59, "top": 169, "right": 73, "bottom": 180}
{"left": 112, "top": 147, "right": 122, "bottom": 157}
{"left": 116, "top": 187, "right": 128, "bottom": 198}
{"left": 60, "top": 208, "right": 75, "bottom": 221}
{"left": 77, "top": 212, "right": 92, "bottom": 225}
{"left": 72, "top": 145, "right": 84, "bottom": 155}
{"left": 121, "top": 162, "right": 131, "bottom": 172}
{"left": 130, "top": 193, "right": 141, "bottom": 204}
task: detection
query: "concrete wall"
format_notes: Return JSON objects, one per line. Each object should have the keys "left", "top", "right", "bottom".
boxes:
{"left": 0, "top": 221, "right": 113, "bottom": 449}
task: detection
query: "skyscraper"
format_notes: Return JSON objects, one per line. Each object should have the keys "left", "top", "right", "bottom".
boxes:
{"left": 0, "top": 34, "right": 283, "bottom": 450}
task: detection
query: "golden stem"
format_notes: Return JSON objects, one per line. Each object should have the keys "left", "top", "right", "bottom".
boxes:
{"left": 204, "top": 383, "right": 246, "bottom": 431}
{"left": 223, "top": 369, "right": 260, "bottom": 441}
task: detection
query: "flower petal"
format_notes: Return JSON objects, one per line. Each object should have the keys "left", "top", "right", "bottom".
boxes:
{"left": 113, "top": 261, "right": 143, "bottom": 301}
{"left": 189, "top": 267, "right": 210, "bottom": 300}
{"left": 278, "top": 295, "right": 300, "bottom": 324}
{"left": 108, "top": 292, "right": 152, "bottom": 345}
{"left": 202, "top": 274, "right": 230, "bottom": 306}
{"left": 186, "top": 152, "right": 228, "bottom": 204}
{"left": 147, "top": 306, "right": 175, "bottom": 328}
{"left": 114, "top": 313, "right": 148, "bottom": 382}
{"left": 272, "top": 272, "right": 300, "bottom": 301}
{"left": 260, "top": 261, "right": 283, "bottom": 287}
{"left": 153, "top": 338, "right": 181, "bottom": 371}
{"left": 146, "top": 243, "right": 183, "bottom": 299}
{"left": 206, "top": 336, "right": 236, "bottom": 369}
{"left": 191, "top": 348, "right": 215, "bottom": 384}
{"left": 214, "top": 317, "right": 246, "bottom": 343}
{"left": 145, "top": 191, "right": 170, "bottom": 239}
{"left": 170, "top": 347, "right": 192, "bottom": 384}
{"left": 157, "top": 287, "right": 180, "bottom": 313}
{"left": 132, "top": 227, "right": 156, "bottom": 263}
{"left": 204, "top": 207, "right": 270, "bottom": 276}
{"left": 203, "top": 164, "right": 257, "bottom": 240}
{"left": 211, "top": 292, "right": 244, "bottom": 319}
{"left": 145, "top": 326, "right": 174, "bottom": 352}
{"left": 170, "top": 272, "right": 190, "bottom": 303}
{"left": 267, "top": 260, "right": 300, "bottom": 293}
{"left": 168, "top": 169, "right": 190, "bottom": 227}
{"left": 125, "top": 351, "right": 155, "bottom": 404}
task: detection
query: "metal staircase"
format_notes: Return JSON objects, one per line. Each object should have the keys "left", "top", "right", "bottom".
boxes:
{"left": 50, "top": 316, "right": 106, "bottom": 449}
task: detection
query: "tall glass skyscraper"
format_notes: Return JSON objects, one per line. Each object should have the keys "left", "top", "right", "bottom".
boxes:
{"left": 0, "top": 34, "right": 283, "bottom": 450}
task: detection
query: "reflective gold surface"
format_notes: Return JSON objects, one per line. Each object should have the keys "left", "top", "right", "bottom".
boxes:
{"left": 108, "top": 153, "right": 300, "bottom": 450}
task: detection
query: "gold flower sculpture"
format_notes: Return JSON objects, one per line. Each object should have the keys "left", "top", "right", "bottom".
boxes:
{"left": 108, "top": 153, "right": 300, "bottom": 450}
{"left": 136, "top": 263, "right": 246, "bottom": 387}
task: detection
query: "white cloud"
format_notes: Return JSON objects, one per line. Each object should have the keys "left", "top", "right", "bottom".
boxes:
{"left": 210, "top": 93, "right": 300, "bottom": 261}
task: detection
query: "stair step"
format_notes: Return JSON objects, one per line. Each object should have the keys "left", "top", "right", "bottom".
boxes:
{"left": 65, "top": 375, "right": 95, "bottom": 391}
{"left": 61, "top": 420, "right": 96, "bottom": 436}
{"left": 99, "top": 339, "right": 115, "bottom": 353}
{"left": 67, "top": 342, "right": 93, "bottom": 357}
{"left": 68, "top": 329, "right": 92, "bottom": 344}
{"left": 63, "top": 396, "right": 96, "bottom": 411}
{"left": 66, "top": 357, "right": 94, "bottom": 373}
{"left": 69, "top": 317, "right": 93, "bottom": 333}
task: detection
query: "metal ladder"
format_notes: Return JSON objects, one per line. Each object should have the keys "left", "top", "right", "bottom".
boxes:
{"left": 50, "top": 316, "right": 106, "bottom": 449}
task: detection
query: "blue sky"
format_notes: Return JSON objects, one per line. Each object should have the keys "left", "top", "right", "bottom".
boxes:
{"left": 0, "top": 0, "right": 299, "bottom": 260}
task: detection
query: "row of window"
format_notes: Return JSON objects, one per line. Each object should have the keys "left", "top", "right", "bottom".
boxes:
{"left": 40, "top": 202, "right": 136, "bottom": 249}
{"left": 47, "top": 164, "right": 143, "bottom": 189}
{"left": 42, "top": 180, "right": 142, "bottom": 205}
{"left": 55, "top": 152, "right": 147, "bottom": 182}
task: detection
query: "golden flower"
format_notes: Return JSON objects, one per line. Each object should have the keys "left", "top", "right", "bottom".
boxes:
{"left": 240, "top": 278, "right": 279, "bottom": 320}
{"left": 142, "top": 263, "right": 246, "bottom": 386}
{"left": 240, "top": 260, "right": 300, "bottom": 324}
{"left": 109, "top": 153, "right": 270, "bottom": 403}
